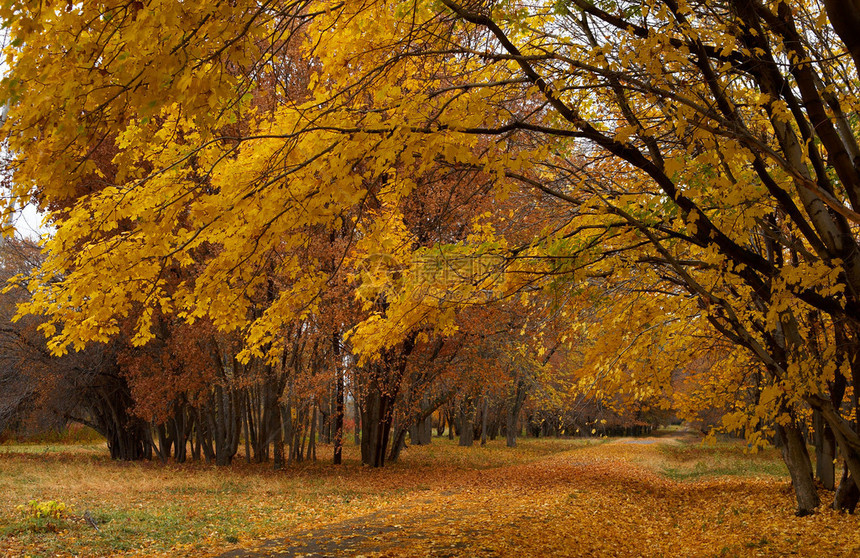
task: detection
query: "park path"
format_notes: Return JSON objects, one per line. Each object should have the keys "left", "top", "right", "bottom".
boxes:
{"left": 211, "top": 434, "right": 857, "bottom": 558}
{"left": 213, "top": 437, "right": 670, "bottom": 558}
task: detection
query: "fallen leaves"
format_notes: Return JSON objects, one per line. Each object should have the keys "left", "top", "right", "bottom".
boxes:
{"left": 2, "top": 434, "right": 860, "bottom": 557}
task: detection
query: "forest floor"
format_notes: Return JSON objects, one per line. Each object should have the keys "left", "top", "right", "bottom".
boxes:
{"left": 2, "top": 430, "right": 859, "bottom": 557}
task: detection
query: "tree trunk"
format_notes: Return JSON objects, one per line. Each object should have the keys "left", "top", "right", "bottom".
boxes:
{"left": 173, "top": 404, "right": 189, "bottom": 463}
{"left": 89, "top": 375, "right": 148, "bottom": 461}
{"left": 359, "top": 339, "right": 414, "bottom": 467}
{"left": 200, "top": 407, "right": 215, "bottom": 464}
{"left": 775, "top": 422, "right": 821, "bottom": 516}
{"left": 290, "top": 401, "right": 307, "bottom": 462}
{"left": 459, "top": 399, "right": 475, "bottom": 447}
{"left": 388, "top": 425, "right": 409, "bottom": 463}
{"left": 203, "top": 385, "right": 241, "bottom": 467}
{"left": 360, "top": 383, "right": 395, "bottom": 467}
{"left": 488, "top": 403, "right": 500, "bottom": 441}
{"left": 270, "top": 392, "right": 285, "bottom": 471}
{"left": 480, "top": 396, "right": 489, "bottom": 446}
{"left": 154, "top": 421, "right": 172, "bottom": 463}
{"left": 408, "top": 394, "right": 434, "bottom": 446}
{"left": 273, "top": 408, "right": 285, "bottom": 471}
{"left": 309, "top": 403, "right": 317, "bottom": 461}
{"left": 420, "top": 413, "right": 433, "bottom": 445}
{"left": 242, "top": 391, "right": 252, "bottom": 464}
{"left": 814, "top": 410, "right": 837, "bottom": 490}
{"left": 353, "top": 392, "right": 361, "bottom": 446}
{"left": 253, "top": 385, "right": 270, "bottom": 463}
{"left": 281, "top": 403, "right": 291, "bottom": 458}
{"left": 190, "top": 409, "right": 202, "bottom": 462}
{"left": 822, "top": 0, "right": 860, "bottom": 71}
{"left": 334, "top": 364, "right": 345, "bottom": 465}
{"left": 506, "top": 379, "right": 527, "bottom": 448}
{"left": 833, "top": 463, "right": 860, "bottom": 512}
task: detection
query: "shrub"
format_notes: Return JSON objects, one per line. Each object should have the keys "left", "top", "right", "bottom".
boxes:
{"left": 17, "top": 500, "right": 70, "bottom": 520}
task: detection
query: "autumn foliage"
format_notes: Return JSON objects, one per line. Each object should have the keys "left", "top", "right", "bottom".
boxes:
{"left": 2, "top": 0, "right": 860, "bottom": 525}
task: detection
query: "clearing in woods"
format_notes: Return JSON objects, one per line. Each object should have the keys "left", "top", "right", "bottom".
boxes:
{"left": 2, "top": 431, "right": 859, "bottom": 557}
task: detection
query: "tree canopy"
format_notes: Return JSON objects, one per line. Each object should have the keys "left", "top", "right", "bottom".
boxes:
{"left": 3, "top": 0, "right": 860, "bottom": 513}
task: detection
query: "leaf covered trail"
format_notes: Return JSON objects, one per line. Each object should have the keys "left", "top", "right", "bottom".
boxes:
{"left": 216, "top": 436, "right": 860, "bottom": 557}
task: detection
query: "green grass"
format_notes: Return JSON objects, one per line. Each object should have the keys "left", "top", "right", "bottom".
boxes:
{"left": 657, "top": 441, "right": 788, "bottom": 481}
{"left": 0, "top": 442, "right": 106, "bottom": 455}
{"left": 2, "top": 502, "right": 253, "bottom": 556}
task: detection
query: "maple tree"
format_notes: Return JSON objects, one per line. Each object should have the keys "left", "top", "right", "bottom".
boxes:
{"left": 0, "top": 237, "right": 154, "bottom": 458}
{"left": 4, "top": 0, "right": 860, "bottom": 514}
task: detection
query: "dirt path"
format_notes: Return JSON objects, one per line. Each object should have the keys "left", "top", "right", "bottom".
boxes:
{"left": 213, "top": 435, "right": 860, "bottom": 558}
{"left": 213, "top": 439, "right": 628, "bottom": 558}
{"left": 215, "top": 498, "right": 444, "bottom": 558}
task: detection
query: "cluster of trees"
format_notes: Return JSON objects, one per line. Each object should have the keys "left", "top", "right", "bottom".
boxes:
{"left": 2, "top": 0, "right": 860, "bottom": 516}
{"left": 1, "top": 234, "right": 659, "bottom": 465}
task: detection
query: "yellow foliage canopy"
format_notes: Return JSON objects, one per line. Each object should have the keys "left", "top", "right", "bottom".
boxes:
{"left": 3, "top": 0, "right": 860, "bottom": 463}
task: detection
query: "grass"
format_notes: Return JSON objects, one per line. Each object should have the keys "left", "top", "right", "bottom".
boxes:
{"left": 0, "top": 425, "right": 104, "bottom": 446}
{"left": 0, "top": 442, "right": 106, "bottom": 455}
{"left": 397, "top": 436, "right": 599, "bottom": 469}
{"left": 656, "top": 440, "right": 789, "bottom": 481}
{"left": 0, "top": 436, "right": 579, "bottom": 557}
{"left": 4, "top": 432, "right": 850, "bottom": 558}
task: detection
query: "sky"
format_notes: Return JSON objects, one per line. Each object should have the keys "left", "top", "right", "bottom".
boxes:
{"left": 13, "top": 203, "right": 48, "bottom": 240}
{"left": 1, "top": 29, "right": 50, "bottom": 242}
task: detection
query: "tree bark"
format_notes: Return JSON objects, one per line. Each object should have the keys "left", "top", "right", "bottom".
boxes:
{"left": 353, "top": 393, "right": 361, "bottom": 446}
{"left": 506, "top": 379, "right": 527, "bottom": 448}
{"left": 359, "top": 337, "right": 414, "bottom": 467}
{"left": 813, "top": 410, "right": 837, "bottom": 490}
{"left": 822, "top": 0, "right": 860, "bottom": 71}
{"left": 775, "top": 422, "right": 821, "bottom": 516}
{"left": 388, "top": 425, "right": 409, "bottom": 463}
{"left": 480, "top": 396, "right": 489, "bottom": 446}
{"left": 459, "top": 399, "right": 475, "bottom": 447}
{"left": 272, "top": 409, "right": 285, "bottom": 471}
{"left": 334, "top": 366, "right": 344, "bottom": 465}
{"left": 333, "top": 333, "right": 344, "bottom": 465}
{"left": 833, "top": 463, "right": 860, "bottom": 512}
{"left": 420, "top": 413, "right": 433, "bottom": 445}
{"left": 173, "top": 403, "right": 189, "bottom": 464}
{"left": 309, "top": 403, "right": 317, "bottom": 462}
{"left": 360, "top": 380, "right": 395, "bottom": 467}
{"left": 242, "top": 391, "right": 252, "bottom": 464}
